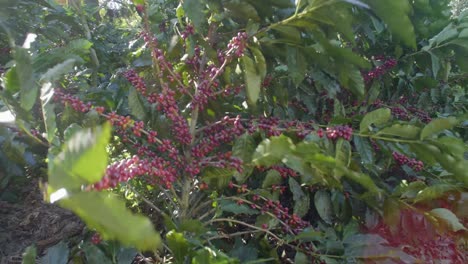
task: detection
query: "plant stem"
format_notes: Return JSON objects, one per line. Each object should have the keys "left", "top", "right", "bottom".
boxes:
{"left": 207, "top": 218, "right": 283, "bottom": 242}
{"left": 355, "top": 133, "right": 421, "bottom": 144}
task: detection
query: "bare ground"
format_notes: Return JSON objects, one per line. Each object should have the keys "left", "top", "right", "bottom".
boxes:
{"left": 0, "top": 179, "right": 84, "bottom": 264}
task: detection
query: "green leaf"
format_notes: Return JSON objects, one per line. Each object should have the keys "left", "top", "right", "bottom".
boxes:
{"left": 179, "top": 219, "right": 207, "bottom": 234}
{"left": 40, "top": 82, "right": 57, "bottom": 143}
{"left": 345, "top": 244, "right": 415, "bottom": 262}
{"left": 49, "top": 123, "right": 111, "bottom": 192}
{"left": 220, "top": 200, "right": 259, "bottom": 215}
{"left": 201, "top": 167, "right": 235, "bottom": 189}
{"left": 340, "top": 65, "right": 365, "bottom": 97}
{"left": 42, "top": 242, "right": 69, "bottom": 264}
{"left": 249, "top": 46, "right": 267, "bottom": 79}
{"left": 193, "top": 247, "right": 238, "bottom": 264}
{"left": 4, "top": 66, "right": 20, "bottom": 93}
{"left": 22, "top": 246, "right": 37, "bottom": 264}
{"left": 61, "top": 192, "right": 161, "bottom": 251}
{"left": 224, "top": 1, "right": 261, "bottom": 22}
{"left": 117, "top": 248, "right": 137, "bottom": 264}
{"left": 167, "top": 231, "right": 190, "bottom": 264}
{"left": 128, "top": 87, "right": 146, "bottom": 120}
{"left": 383, "top": 198, "right": 401, "bottom": 227}
{"left": 253, "top": 135, "right": 295, "bottom": 167}
{"left": 420, "top": 117, "right": 459, "bottom": 140}
{"left": 342, "top": 169, "right": 380, "bottom": 193}
{"left": 232, "top": 133, "right": 256, "bottom": 183}
{"left": 262, "top": 170, "right": 282, "bottom": 188}
{"left": 132, "top": 0, "right": 145, "bottom": 6}
{"left": 84, "top": 244, "right": 113, "bottom": 264}
{"left": 353, "top": 136, "right": 374, "bottom": 165}
{"left": 40, "top": 59, "right": 76, "bottom": 82}
{"left": 359, "top": 108, "right": 391, "bottom": 133}
{"left": 428, "top": 51, "right": 440, "bottom": 78}
{"left": 314, "top": 190, "right": 333, "bottom": 224}
{"left": 15, "top": 47, "right": 38, "bottom": 111}
{"left": 242, "top": 55, "right": 262, "bottom": 104}
{"left": 230, "top": 239, "right": 258, "bottom": 262}
{"left": 335, "top": 138, "right": 351, "bottom": 168}
{"left": 377, "top": 124, "right": 421, "bottom": 139}
{"left": 289, "top": 178, "right": 310, "bottom": 217}
{"left": 183, "top": 0, "right": 205, "bottom": 30}
{"left": 287, "top": 46, "right": 307, "bottom": 86}
{"left": 294, "top": 227, "right": 323, "bottom": 242}
{"left": 414, "top": 184, "right": 460, "bottom": 203}
{"left": 63, "top": 123, "right": 82, "bottom": 142}
{"left": 294, "top": 252, "right": 308, "bottom": 264}
{"left": 430, "top": 208, "right": 467, "bottom": 232}
{"left": 429, "top": 23, "right": 459, "bottom": 47}
{"left": 363, "top": 0, "right": 415, "bottom": 47}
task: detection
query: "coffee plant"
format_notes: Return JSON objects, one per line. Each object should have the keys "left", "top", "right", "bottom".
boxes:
{"left": 1, "top": 0, "right": 467, "bottom": 263}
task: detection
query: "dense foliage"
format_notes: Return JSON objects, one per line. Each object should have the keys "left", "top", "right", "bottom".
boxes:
{"left": 1, "top": 0, "right": 467, "bottom": 263}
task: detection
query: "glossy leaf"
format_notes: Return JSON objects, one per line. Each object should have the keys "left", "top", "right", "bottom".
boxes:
{"left": 220, "top": 200, "right": 259, "bottom": 215}
{"left": 183, "top": 0, "right": 204, "bottom": 30}
{"left": 15, "top": 47, "right": 38, "bottom": 111}
{"left": 40, "top": 59, "right": 76, "bottom": 82}
{"left": 335, "top": 139, "right": 351, "bottom": 177}
{"left": 289, "top": 178, "right": 310, "bottom": 217}
{"left": 363, "top": 0, "right": 416, "bottom": 47}
{"left": 262, "top": 170, "right": 282, "bottom": 188}
{"left": 42, "top": 242, "right": 69, "bottom": 264}
{"left": 22, "top": 246, "right": 37, "bottom": 264}
{"left": 294, "top": 252, "right": 308, "bottom": 264}
{"left": 249, "top": 46, "right": 267, "bottom": 79}
{"left": 420, "top": 117, "right": 459, "bottom": 140}
{"left": 377, "top": 124, "right": 421, "bottom": 139}
{"left": 353, "top": 136, "right": 373, "bottom": 165}
{"left": 128, "top": 87, "right": 146, "bottom": 120}
{"left": 201, "top": 167, "right": 235, "bottom": 189}
{"left": 430, "top": 208, "right": 467, "bottom": 232}
{"left": 60, "top": 192, "right": 161, "bottom": 251}
{"left": 287, "top": 46, "right": 307, "bottom": 86}
{"left": 40, "top": 82, "right": 57, "bottom": 143}
{"left": 314, "top": 190, "right": 333, "bottom": 224}
{"left": 253, "top": 135, "right": 295, "bottom": 167}
{"left": 232, "top": 133, "right": 256, "bottom": 183}
{"left": 167, "top": 231, "right": 190, "bottom": 264}
{"left": 4, "top": 66, "right": 20, "bottom": 93}
{"left": 84, "top": 244, "right": 113, "bottom": 264}
{"left": 49, "top": 123, "right": 111, "bottom": 192}
{"left": 414, "top": 184, "right": 460, "bottom": 203}
{"left": 63, "top": 123, "right": 82, "bottom": 142}
{"left": 428, "top": 51, "right": 440, "bottom": 78}
{"left": 359, "top": 108, "right": 391, "bottom": 133}
{"left": 242, "top": 55, "right": 262, "bottom": 104}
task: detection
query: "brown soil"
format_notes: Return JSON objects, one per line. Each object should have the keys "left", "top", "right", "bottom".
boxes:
{"left": 0, "top": 179, "right": 84, "bottom": 264}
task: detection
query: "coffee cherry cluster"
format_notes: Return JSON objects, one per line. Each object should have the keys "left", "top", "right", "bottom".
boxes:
{"left": 325, "top": 125, "right": 353, "bottom": 141}
{"left": 362, "top": 58, "right": 397, "bottom": 84}
{"left": 181, "top": 24, "right": 195, "bottom": 39}
{"left": 192, "top": 116, "right": 245, "bottom": 158}
{"left": 391, "top": 106, "right": 409, "bottom": 120}
{"left": 227, "top": 32, "right": 248, "bottom": 57}
{"left": 91, "top": 233, "right": 102, "bottom": 245}
{"left": 124, "top": 69, "right": 147, "bottom": 96}
{"left": 93, "top": 155, "right": 178, "bottom": 190}
{"left": 392, "top": 152, "right": 424, "bottom": 172}
{"left": 54, "top": 90, "right": 91, "bottom": 113}
{"left": 260, "top": 198, "right": 309, "bottom": 233}
{"left": 407, "top": 106, "right": 432, "bottom": 123}
{"left": 156, "top": 87, "right": 192, "bottom": 145}
{"left": 229, "top": 183, "right": 310, "bottom": 234}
